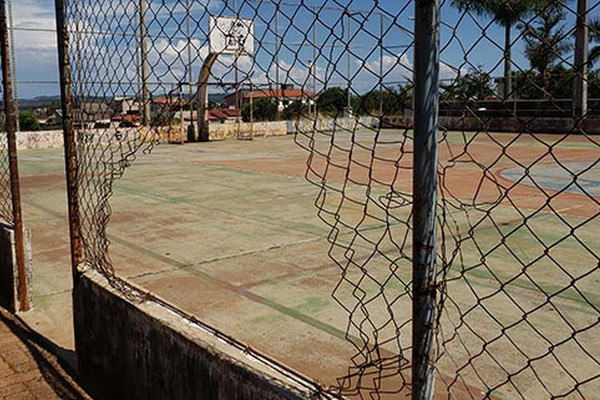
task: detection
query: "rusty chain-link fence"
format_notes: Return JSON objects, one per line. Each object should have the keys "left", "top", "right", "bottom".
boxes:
{"left": 0, "top": 0, "right": 29, "bottom": 311}
{"left": 49, "top": 0, "right": 600, "bottom": 398}
{"left": 0, "top": 89, "right": 11, "bottom": 225}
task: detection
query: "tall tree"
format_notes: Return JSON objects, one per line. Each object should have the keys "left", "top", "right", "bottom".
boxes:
{"left": 452, "top": 0, "right": 536, "bottom": 99}
{"left": 442, "top": 68, "right": 494, "bottom": 101}
{"left": 589, "top": 17, "right": 600, "bottom": 67}
{"left": 521, "top": 2, "right": 572, "bottom": 96}
{"left": 317, "top": 87, "right": 349, "bottom": 116}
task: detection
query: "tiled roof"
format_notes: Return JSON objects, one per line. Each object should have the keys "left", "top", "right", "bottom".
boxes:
{"left": 185, "top": 108, "right": 240, "bottom": 121}
{"left": 111, "top": 114, "right": 141, "bottom": 123}
{"left": 152, "top": 96, "right": 191, "bottom": 106}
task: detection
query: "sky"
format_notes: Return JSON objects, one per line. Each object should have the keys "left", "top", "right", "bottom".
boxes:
{"left": 9, "top": 0, "right": 599, "bottom": 100}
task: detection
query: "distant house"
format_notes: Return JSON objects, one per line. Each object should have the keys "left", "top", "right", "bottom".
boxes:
{"left": 111, "top": 97, "right": 141, "bottom": 115}
{"left": 45, "top": 110, "right": 63, "bottom": 126}
{"left": 73, "top": 102, "right": 113, "bottom": 128}
{"left": 111, "top": 113, "right": 141, "bottom": 127}
{"left": 225, "top": 87, "right": 316, "bottom": 111}
{"left": 152, "top": 96, "right": 191, "bottom": 110}
{"left": 151, "top": 96, "right": 194, "bottom": 120}
{"left": 185, "top": 108, "right": 240, "bottom": 123}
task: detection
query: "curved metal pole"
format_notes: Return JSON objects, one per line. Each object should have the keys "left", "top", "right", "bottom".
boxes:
{"left": 196, "top": 52, "right": 219, "bottom": 142}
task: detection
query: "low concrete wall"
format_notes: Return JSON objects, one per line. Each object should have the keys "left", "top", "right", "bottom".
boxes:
{"left": 74, "top": 268, "right": 330, "bottom": 400}
{"left": 16, "top": 130, "right": 64, "bottom": 150}
{"left": 289, "top": 117, "right": 378, "bottom": 134}
{"left": 210, "top": 121, "right": 288, "bottom": 140}
{"left": 382, "top": 115, "right": 600, "bottom": 134}
{"left": 13, "top": 115, "right": 599, "bottom": 151}
{"left": 0, "top": 224, "right": 32, "bottom": 312}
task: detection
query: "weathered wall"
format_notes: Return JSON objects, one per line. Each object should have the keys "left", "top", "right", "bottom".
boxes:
{"left": 289, "top": 116, "right": 378, "bottom": 133}
{"left": 0, "top": 225, "right": 15, "bottom": 310}
{"left": 382, "top": 115, "right": 600, "bottom": 134}
{"left": 16, "top": 130, "right": 64, "bottom": 150}
{"left": 14, "top": 118, "right": 379, "bottom": 150}
{"left": 0, "top": 225, "right": 32, "bottom": 312}
{"left": 74, "top": 268, "right": 328, "bottom": 400}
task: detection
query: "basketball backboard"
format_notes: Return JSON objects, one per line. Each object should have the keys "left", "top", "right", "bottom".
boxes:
{"left": 209, "top": 17, "right": 254, "bottom": 56}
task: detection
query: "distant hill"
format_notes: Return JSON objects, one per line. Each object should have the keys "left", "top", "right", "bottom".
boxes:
{"left": 18, "top": 92, "right": 228, "bottom": 110}
{"left": 208, "top": 93, "right": 227, "bottom": 104}
{"left": 19, "top": 95, "right": 62, "bottom": 110}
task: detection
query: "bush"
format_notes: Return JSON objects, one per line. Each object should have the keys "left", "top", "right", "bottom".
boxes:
{"left": 19, "top": 111, "right": 41, "bottom": 131}
{"left": 241, "top": 97, "right": 278, "bottom": 122}
{"left": 282, "top": 101, "right": 309, "bottom": 120}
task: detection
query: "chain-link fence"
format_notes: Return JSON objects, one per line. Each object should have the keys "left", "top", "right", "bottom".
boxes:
{"left": 0, "top": 0, "right": 29, "bottom": 311}
{"left": 52, "top": 0, "right": 600, "bottom": 398}
{"left": 434, "top": 2, "right": 599, "bottom": 398}
{"left": 0, "top": 87, "right": 11, "bottom": 225}
{"left": 0, "top": 1, "right": 12, "bottom": 225}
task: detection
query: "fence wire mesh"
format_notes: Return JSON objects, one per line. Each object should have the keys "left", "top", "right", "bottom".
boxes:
{"left": 0, "top": 86, "right": 11, "bottom": 225}
{"left": 56, "top": 0, "right": 599, "bottom": 398}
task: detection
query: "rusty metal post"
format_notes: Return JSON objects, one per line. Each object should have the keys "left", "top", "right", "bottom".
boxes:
{"left": 6, "top": 0, "right": 17, "bottom": 132}
{"left": 412, "top": 0, "right": 440, "bottom": 399}
{"left": 55, "top": 0, "right": 84, "bottom": 280}
{"left": 139, "top": 0, "right": 151, "bottom": 126}
{"left": 0, "top": 0, "right": 28, "bottom": 311}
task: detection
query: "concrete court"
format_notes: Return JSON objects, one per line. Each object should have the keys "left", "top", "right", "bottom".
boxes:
{"left": 14, "top": 130, "right": 600, "bottom": 398}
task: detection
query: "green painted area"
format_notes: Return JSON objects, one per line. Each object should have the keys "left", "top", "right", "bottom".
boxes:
{"left": 295, "top": 297, "right": 331, "bottom": 314}
{"left": 13, "top": 132, "right": 599, "bottom": 394}
{"left": 452, "top": 262, "right": 600, "bottom": 315}
{"left": 247, "top": 313, "right": 286, "bottom": 326}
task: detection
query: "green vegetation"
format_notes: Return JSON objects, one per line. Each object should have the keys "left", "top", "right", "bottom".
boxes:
{"left": 281, "top": 101, "right": 309, "bottom": 120}
{"left": 19, "top": 111, "right": 41, "bottom": 131}
{"left": 241, "top": 97, "right": 278, "bottom": 121}
{"left": 316, "top": 87, "right": 348, "bottom": 116}
{"left": 452, "top": 0, "right": 539, "bottom": 98}
{"left": 520, "top": 2, "right": 571, "bottom": 97}
{"left": 355, "top": 87, "right": 411, "bottom": 115}
{"left": 442, "top": 69, "right": 494, "bottom": 101}
{"left": 590, "top": 17, "right": 600, "bottom": 68}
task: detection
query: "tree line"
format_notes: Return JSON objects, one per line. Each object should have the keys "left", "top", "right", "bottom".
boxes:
{"left": 446, "top": 0, "right": 600, "bottom": 101}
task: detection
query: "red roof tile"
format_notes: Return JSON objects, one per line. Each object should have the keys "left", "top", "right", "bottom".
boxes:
{"left": 185, "top": 108, "right": 240, "bottom": 121}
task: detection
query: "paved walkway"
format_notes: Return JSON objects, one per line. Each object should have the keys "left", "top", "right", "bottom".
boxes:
{"left": 0, "top": 308, "right": 90, "bottom": 400}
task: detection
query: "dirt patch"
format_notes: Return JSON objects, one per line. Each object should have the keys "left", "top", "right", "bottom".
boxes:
{"left": 20, "top": 174, "right": 66, "bottom": 194}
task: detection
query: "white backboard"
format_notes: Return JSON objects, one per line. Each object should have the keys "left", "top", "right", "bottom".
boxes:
{"left": 209, "top": 17, "right": 254, "bottom": 56}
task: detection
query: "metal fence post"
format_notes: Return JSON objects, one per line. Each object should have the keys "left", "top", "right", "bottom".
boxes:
{"left": 55, "top": 0, "right": 84, "bottom": 280}
{"left": 573, "top": 0, "right": 588, "bottom": 119}
{"left": 139, "top": 0, "right": 151, "bottom": 126}
{"left": 6, "top": 0, "right": 18, "bottom": 132}
{"left": 412, "top": 0, "right": 440, "bottom": 399}
{"left": 0, "top": 0, "right": 28, "bottom": 311}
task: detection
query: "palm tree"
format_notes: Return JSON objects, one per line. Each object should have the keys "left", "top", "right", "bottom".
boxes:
{"left": 590, "top": 17, "right": 600, "bottom": 68}
{"left": 452, "top": 0, "right": 536, "bottom": 99}
{"left": 521, "top": 3, "right": 572, "bottom": 96}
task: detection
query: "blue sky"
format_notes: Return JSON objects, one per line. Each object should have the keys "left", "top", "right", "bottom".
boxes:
{"left": 10, "top": 0, "right": 599, "bottom": 99}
